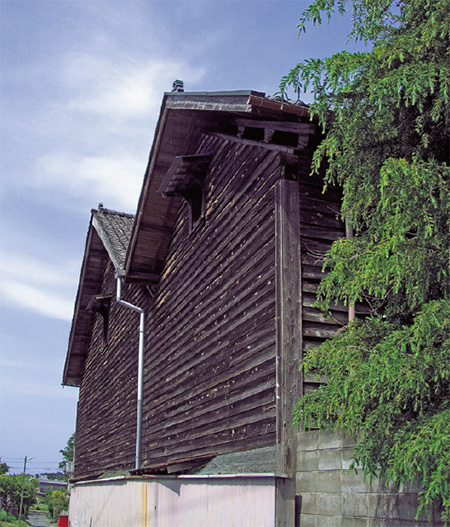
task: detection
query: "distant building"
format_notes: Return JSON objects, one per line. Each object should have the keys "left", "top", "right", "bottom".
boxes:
{"left": 38, "top": 478, "right": 67, "bottom": 496}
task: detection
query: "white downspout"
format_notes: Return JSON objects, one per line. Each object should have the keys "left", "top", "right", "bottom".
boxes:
{"left": 115, "top": 269, "right": 145, "bottom": 472}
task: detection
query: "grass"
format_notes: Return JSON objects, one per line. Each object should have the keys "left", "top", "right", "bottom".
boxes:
{"left": 0, "top": 510, "right": 30, "bottom": 526}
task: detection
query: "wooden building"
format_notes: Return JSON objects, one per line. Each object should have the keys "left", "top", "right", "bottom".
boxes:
{"left": 63, "top": 90, "right": 432, "bottom": 526}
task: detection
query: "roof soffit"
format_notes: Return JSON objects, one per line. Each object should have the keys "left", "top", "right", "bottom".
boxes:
{"left": 63, "top": 222, "right": 106, "bottom": 386}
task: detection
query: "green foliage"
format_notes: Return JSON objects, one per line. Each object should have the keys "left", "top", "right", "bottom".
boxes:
{"left": 0, "top": 464, "right": 10, "bottom": 476}
{"left": 0, "top": 514, "right": 30, "bottom": 527}
{"left": 59, "top": 433, "right": 75, "bottom": 472}
{"left": 296, "top": 302, "right": 450, "bottom": 516}
{"left": 0, "top": 475, "right": 20, "bottom": 514}
{"left": 0, "top": 475, "right": 38, "bottom": 517}
{"left": 0, "top": 510, "right": 28, "bottom": 526}
{"left": 43, "top": 490, "right": 69, "bottom": 520}
{"left": 280, "top": 0, "right": 450, "bottom": 522}
{"left": 316, "top": 158, "right": 450, "bottom": 317}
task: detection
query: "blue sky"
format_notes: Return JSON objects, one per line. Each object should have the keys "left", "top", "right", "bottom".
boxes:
{"left": 0, "top": 0, "right": 364, "bottom": 475}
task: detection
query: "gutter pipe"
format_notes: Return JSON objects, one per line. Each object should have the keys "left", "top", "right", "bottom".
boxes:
{"left": 115, "top": 269, "right": 145, "bottom": 472}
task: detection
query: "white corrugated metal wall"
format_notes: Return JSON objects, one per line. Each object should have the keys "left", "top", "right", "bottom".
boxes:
{"left": 69, "top": 475, "right": 284, "bottom": 527}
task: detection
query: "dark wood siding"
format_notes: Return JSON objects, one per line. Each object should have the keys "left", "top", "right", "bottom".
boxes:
{"left": 140, "top": 135, "right": 282, "bottom": 470}
{"left": 72, "top": 133, "right": 352, "bottom": 479}
{"left": 74, "top": 262, "right": 150, "bottom": 478}
{"left": 297, "top": 156, "right": 348, "bottom": 394}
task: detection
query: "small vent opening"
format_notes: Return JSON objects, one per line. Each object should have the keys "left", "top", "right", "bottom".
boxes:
{"left": 186, "top": 184, "right": 203, "bottom": 225}
{"left": 270, "top": 130, "right": 298, "bottom": 147}
{"left": 242, "top": 127, "right": 265, "bottom": 141}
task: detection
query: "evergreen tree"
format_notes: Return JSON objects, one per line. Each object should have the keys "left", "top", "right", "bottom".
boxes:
{"left": 280, "top": 0, "right": 449, "bottom": 522}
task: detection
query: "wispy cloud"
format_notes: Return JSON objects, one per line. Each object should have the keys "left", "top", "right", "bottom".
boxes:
{"left": 0, "top": 280, "right": 73, "bottom": 320}
{"left": 0, "top": 358, "right": 27, "bottom": 369}
{"left": 36, "top": 151, "right": 145, "bottom": 212}
{"left": 0, "top": 376, "right": 78, "bottom": 399}
{"left": 0, "top": 253, "right": 77, "bottom": 321}
{"left": 0, "top": 252, "right": 77, "bottom": 287}
{"left": 0, "top": 280, "right": 74, "bottom": 321}
{"left": 63, "top": 54, "right": 203, "bottom": 121}
{"left": 27, "top": 53, "right": 206, "bottom": 212}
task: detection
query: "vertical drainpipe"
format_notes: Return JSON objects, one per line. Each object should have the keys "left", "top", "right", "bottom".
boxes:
{"left": 345, "top": 216, "right": 356, "bottom": 322}
{"left": 115, "top": 269, "right": 145, "bottom": 472}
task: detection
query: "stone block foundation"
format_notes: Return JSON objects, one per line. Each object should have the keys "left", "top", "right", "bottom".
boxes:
{"left": 296, "top": 430, "right": 443, "bottom": 526}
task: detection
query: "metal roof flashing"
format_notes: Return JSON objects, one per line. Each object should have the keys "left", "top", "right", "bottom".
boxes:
{"left": 162, "top": 91, "right": 312, "bottom": 125}
{"left": 163, "top": 90, "right": 264, "bottom": 114}
{"left": 163, "top": 89, "right": 265, "bottom": 98}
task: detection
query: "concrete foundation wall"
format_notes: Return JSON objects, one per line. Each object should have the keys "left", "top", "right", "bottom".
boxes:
{"left": 296, "top": 430, "right": 443, "bottom": 526}
{"left": 68, "top": 475, "right": 285, "bottom": 527}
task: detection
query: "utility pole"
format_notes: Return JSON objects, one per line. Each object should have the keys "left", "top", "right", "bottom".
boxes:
{"left": 18, "top": 456, "right": 34, "bottom": 524}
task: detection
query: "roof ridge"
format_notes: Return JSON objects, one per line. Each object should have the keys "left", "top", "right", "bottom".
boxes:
{"left": 91, "top": 204, "right": 135, "bottom": 219}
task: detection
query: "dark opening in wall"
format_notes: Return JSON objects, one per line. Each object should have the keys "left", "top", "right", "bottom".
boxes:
{"left": 270, "top": 130, "right": 298, "bottom": 147}
{"left": 243, "top": 127, "right": 265, "bottom": 142}
{"left": 183, "top": 183, "right": 204, "bottom": 227}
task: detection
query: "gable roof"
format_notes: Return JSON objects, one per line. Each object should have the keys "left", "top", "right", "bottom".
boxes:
{"left": 92, "top": 205, "right": 134, "bottom": 269}
{"left": 63, "top": 89, "right": 317, "bottom": 387}
{"left": 63, "top": 206, "right": 134, "bottom": 387}
{"left": 124, "top": 90, "right": 315, "bottom": 282}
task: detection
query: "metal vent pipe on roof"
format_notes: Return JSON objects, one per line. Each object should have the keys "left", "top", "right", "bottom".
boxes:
{"left": 115, "top": 269, "right": 145, "bottom": 472}
{"left": 172, "top": 79, "right": 184, "bottom": 92}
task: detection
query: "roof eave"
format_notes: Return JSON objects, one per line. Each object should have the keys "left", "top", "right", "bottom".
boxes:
{"left": 124, "top": 90, "right": 315, "bottom": 283}
{"left": 63, "top": 208, "right": 134, "bottom": 387}
{"left": 62, "top": 217, "right": 101, "bottom": 387}
{"left": 124, "top": 94, "right": 170, "bottom": 281}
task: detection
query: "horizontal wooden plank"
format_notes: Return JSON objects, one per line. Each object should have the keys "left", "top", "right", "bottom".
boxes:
{"left": 303, "top": 321, "right": 341, "bottom": 339}
{"left": 145, "top": 384, "right": 276, "bottom": 442}
{"left": 142, "top": 418, "right": 277, "bottom": 466}
{"left": 73, "top": 127, "right": 353, "bottom": 478}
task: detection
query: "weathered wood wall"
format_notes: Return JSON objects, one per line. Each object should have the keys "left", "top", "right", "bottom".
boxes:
{"left": 140, "top": 134, "right": 283, "bottom": 471}
{"left": 297, "top": 157, "right": 348, "bottom": 394}
{"left": 73, "top": 130, "right": 350, "bottom": 479}
{"left": 74, "top": 261, "right": 150, "bottom": 478}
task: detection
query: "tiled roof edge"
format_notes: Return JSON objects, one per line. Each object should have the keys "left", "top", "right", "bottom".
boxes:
{"left": 91, "top": 205, "right": 135, "bottom": 270}
{"left": 90, "top": 204, "right": 135, "bottom": 219}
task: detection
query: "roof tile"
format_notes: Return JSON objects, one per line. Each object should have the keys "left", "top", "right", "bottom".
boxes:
{"left": 92, "top": 206, "right": 134, "bottom": 269}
